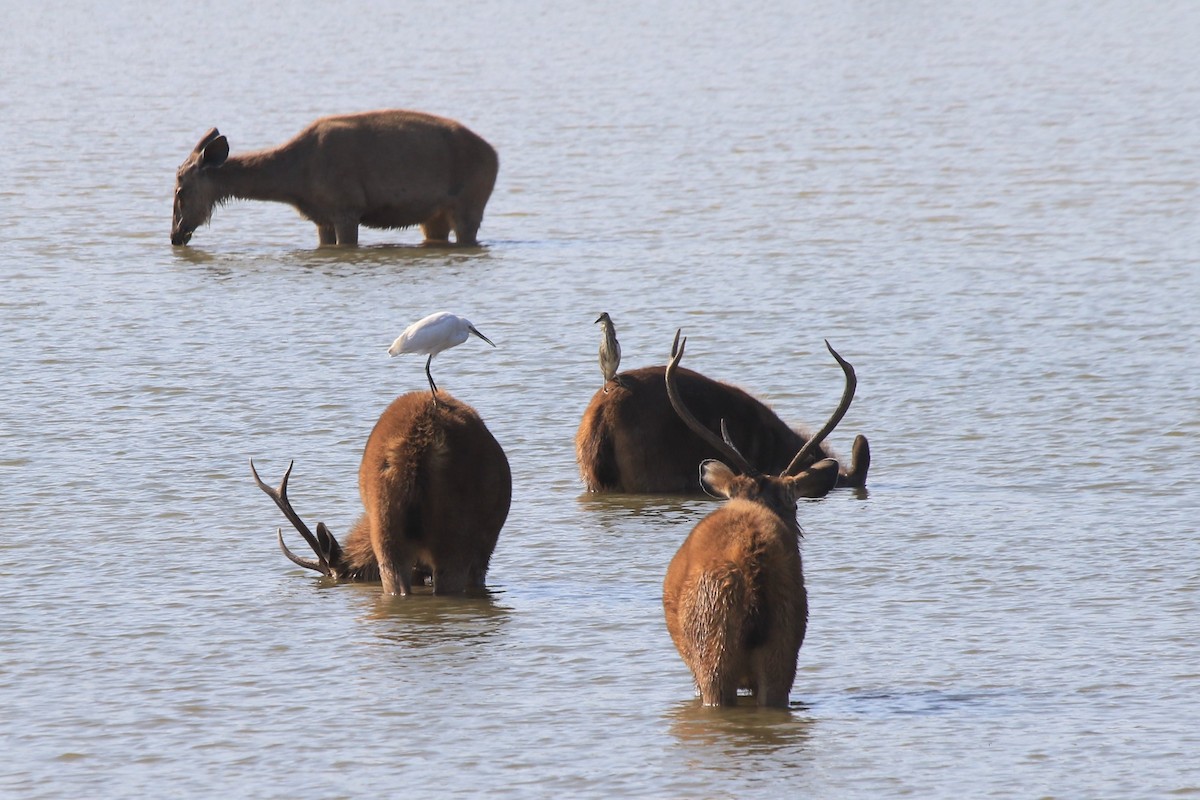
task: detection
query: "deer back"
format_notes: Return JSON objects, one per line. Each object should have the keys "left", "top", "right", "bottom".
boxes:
{"left": 253, "top": 390, "right": 510, "bottom": 596}
{"left": 577, "top": 365, "right": 850, "bottom": 493}
{"left": 662, "top": 498, "right": 808, "bottom": 706}
{"left": 359, "top": 392, "right": 511, "bottom": 595}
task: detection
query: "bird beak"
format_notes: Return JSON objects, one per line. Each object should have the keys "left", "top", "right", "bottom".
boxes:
{"left": 468, "top": 326, "right": 496, "bottom": 347}
{"left": 594, "top": 314, "right": 604, "bottom": 324}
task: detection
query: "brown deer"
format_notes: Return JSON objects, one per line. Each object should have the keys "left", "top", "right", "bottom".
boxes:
{"left": 575, "top": 331, "right": 868, "bottom": 494}
{"left": 661, "top": 333, "right": 855, "bottom": 708}
{"left": 251, "top": 391, "right": 511, "bottom": 595}
{"left": 172, "top": 110, "right": 498, "bottom": 247}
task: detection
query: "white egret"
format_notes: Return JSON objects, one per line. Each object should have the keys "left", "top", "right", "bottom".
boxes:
{"left": 388, "top": 311, "right": 495, "bottom": 397}
{"left": 595, "top": 312, "right": 622, "bottom": 390}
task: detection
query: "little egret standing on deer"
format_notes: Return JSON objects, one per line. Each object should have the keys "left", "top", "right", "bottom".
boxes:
{"left": 388, "top": 311, "right": 495, "bottom": 398}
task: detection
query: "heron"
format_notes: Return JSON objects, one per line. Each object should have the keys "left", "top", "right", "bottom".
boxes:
{"left": 388, "top": 311, "right": 495, "bottom": 398}
{"left": 595, "top": 312, "right": 622, "bottom": 391}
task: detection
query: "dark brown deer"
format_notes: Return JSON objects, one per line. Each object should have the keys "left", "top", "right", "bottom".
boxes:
{"left": 172, "top": 110, "right": 498, "bottom": 247}
{"left": 575, "top": 332, "right": 868, "bottom": 494}
{"left": 251, "top": 391, "right": 511, "bottom": 595}
{"left": 661, "top": 333, "right": 856, "bottom": 708}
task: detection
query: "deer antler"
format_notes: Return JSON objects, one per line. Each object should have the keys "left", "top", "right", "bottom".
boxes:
{"left": 250, "top": 459, "right": 340, "bottom": 576}
{"left": 781, "top": 340, "right": 857, "bottom": 477}
{"left": 665, "top": 329, "right": 757, "bottom": 476}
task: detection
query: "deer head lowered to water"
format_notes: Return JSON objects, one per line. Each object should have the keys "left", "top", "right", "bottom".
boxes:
{"left": 172, "top": 109, "right": 498, "bottom": 247}
{"left": 251, "top": 391, "right": 511, "bottom": 595}
{"left": 574, "top": 328, "right": 868, "bottom": 494}
{"left": 661, "top": 331, "right": 856, "bottom": 708}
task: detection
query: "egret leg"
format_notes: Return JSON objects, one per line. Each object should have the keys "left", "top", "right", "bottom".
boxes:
{"left": 425, "top": 354, "right": 439, "bottom": 404}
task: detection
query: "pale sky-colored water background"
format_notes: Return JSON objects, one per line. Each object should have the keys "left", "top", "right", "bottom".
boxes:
{"left": 1, "top": 1, "right": 1198, "bottom": 797}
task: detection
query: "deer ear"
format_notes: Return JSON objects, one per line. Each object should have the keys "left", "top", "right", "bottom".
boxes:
{"left": 193, "top": 127, "right": 221, "bottom": 153}
{"left": 699, "top": 459, "right": 737, "bottom": 499}
{"left": 200, "top": 135, "right": 229, "bottom": 169}
{"left": 786, "top": 458, "right": 839, "bottom": 499}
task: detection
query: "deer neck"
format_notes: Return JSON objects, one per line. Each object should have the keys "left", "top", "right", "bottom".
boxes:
{"left": 214, "top": 146, "right": 304, "bottom": 205}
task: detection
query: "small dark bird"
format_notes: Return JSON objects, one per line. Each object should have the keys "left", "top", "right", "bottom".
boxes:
{"left": 595, "top": 312, "right": 622, "bottom": 391}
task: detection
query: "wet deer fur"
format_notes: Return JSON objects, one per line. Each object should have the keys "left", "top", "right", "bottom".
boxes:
{"left": 252, "top": 392, "right": 511, "bottom": 596}
{"left": 173, "top": 109, "right": 498, "bottom": 247}
{"left": 575, "top": 335, "right": 868, "bottom": 494}
{"left": 661, "top": 333, "right": 856, "bottom": 708}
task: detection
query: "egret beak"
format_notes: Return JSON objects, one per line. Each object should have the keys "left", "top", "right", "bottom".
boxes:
{"left": 468, "top": 326, "right": 495, "bottom": 347}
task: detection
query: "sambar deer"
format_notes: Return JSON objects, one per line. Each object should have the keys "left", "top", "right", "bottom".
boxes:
{"left": 661, "top": 333, "right": 855, "bottom": 708}
{"left": 172, "top": 110, "right": 498, "bottom": 247}
{"left": 251, "top": 391, "right": 511, "bottom": 595}
{"left": 575, "top": 329, "right": 869, "bottom": 494}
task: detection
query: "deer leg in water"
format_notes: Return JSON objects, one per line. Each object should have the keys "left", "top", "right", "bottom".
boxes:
{"left": 452, "top": 207, "right": 482, "bottom": 246}
{"left": 421, "top": 210, "right": 452, "bottom": 244}
{"left": 378, "top": 561, "right": 414, "bottom": 596}
{"left": 317, "top": 224, "right": 337, "bottom": 246}
{"left": 333, "top": 218, "right": 359, "bottom": 247}
{"left": 431, "top": 565, "right": 470, "bottom": 595}
{"left": 756, "top": 683, "right": 790, "bottom": 709}
{"left": 698, "top": 676, "right": 738, "bottom": 707}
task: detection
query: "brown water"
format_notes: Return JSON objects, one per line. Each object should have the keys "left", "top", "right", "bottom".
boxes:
{"left": 2, "top": 1, "right": 1198, "bottom": 797}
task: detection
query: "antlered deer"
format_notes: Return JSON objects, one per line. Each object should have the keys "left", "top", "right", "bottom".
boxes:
{"left": 575, "top": 331, "right": 869, "bottom": 494}
{"left": 251, "top": 391, "right": 511, "bottom": 595}
{"left": 172, "top": 110, "right": 498, "bottom": 247}
{"left": 662, "top": 334, "right": 856, "bottom": 707}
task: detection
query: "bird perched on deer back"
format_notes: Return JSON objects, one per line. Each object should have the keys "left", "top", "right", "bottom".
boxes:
{"left": 388, "top": 311, "right": 495, "bottom": 403}
{"left": 595, "top": 312, "right": 622, "bottom": 391}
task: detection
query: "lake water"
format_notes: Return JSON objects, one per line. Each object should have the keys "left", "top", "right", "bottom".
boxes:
{"left": 1, "top": 1, "right": 1198, "bottom": 797}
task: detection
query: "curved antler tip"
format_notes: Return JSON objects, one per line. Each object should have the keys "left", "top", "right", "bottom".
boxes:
{"left": 276, "top": 527, "right": 329, "bottom": 575}
{"left": 671, "top": 328, "right": 685, "bottom": 358}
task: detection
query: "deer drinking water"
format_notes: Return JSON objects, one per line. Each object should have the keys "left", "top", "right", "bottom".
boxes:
{"left": 575, "top": 327, "right": 869, "bottom": 494}
{"left": 661, "top": 333, "right": 856, "bottom": 708}
{"left": 251, "top": 392, "right": 511, "bottom": 595}
{"left": 172, "top": 110, "right": 498, "bottom": 247}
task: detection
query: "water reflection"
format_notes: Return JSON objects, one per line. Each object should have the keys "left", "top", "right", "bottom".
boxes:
{"left": 356, "top": 586, "right": 512, "bottom": 650}
{"left": 666, "top": 698, "right": 815, "bottom": 758}
{"left": 576, "top": 491, "right": 712, "bottom": 519}
{"left": 171, "top": 238, "right": 491, "bottom": 277}
{"left": 169, "top": 245, "right": 220, "bottom": 266}
{"left": 292, "top": 242, "right": 492, "bottom": 265}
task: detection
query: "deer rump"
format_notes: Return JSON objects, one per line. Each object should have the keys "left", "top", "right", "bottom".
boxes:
{"left": 662, "top": 500, "right": 806, "bottom": 708}
{"left": 357, "top": 393, "right": 511, "bottom": 594}
{"left": 254, "top": 392, "right": 511, "bottom": 596}
{"left": 576, "top": 366, "right": 866, "bottom": 494}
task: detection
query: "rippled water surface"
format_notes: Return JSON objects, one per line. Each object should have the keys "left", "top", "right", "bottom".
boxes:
{"left": 2, "top": 1, "right": 1198, "bottom": 797}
